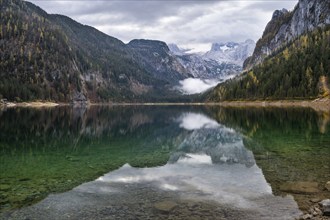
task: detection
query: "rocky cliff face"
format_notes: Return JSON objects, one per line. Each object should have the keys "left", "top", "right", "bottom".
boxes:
{"left": 244, "top": 0, "right": 330, "bottom": 69}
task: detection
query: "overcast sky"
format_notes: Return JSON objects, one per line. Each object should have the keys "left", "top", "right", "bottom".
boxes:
{"left": 29, "top": 0, "right": 298, "bottom": 52}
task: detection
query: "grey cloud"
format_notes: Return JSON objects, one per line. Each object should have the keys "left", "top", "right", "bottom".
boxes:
{"left": 244, "top": 1, "right": 297, "bottom": 13}
{"left": 34, "top": 0, "right": 216, "bottom": 24}
{"left": 29, "top": 0, "right": 299, "bottom": 51}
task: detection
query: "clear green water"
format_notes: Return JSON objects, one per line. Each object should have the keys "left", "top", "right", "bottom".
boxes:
{"left": 211, "top": 107, "right": 330, "bottom": 210}
{"left": 0, "top": 106, "right": 329, "bottom": 217}
{"left": 0, "top": 106, "right": 189, "bottom": 211}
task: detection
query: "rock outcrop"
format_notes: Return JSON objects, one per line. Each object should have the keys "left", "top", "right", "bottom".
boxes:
{"left": 320, "top": 199, "right": 330, "bottom": 216}
{"left": 244, "top": 0, "right": 330, "bottom": 69}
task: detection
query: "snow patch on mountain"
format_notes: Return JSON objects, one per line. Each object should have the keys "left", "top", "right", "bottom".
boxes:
{"left": 220, "top": 45, "right": 231, "bottom": 51}
{"left": 204, "top": 39, "right": 255, "bottom": 66}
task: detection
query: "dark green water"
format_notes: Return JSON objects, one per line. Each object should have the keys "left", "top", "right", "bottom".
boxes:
{"left": 0, "top": 106, "right": 329, "bottom": 219}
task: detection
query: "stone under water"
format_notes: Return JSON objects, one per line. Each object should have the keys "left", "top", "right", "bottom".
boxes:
{"left": 280, "top": 182, "right": 320, "bottom": 194}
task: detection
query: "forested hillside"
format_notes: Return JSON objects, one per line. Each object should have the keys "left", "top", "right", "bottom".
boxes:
{"left": 0, "top": 0, "right": 191, "bottom": 102}
{"left": 1, "top": 0, "right": 78, "bottom": 101}
{"left": 208, "top": 26, "right": 330, "bottom": 101}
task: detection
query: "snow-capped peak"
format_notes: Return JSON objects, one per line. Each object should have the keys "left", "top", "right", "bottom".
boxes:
{"left": 204, "top": 40, "right": 256, "bottom": 66}
{"left": 167, "top": 40, "right": 256, "bottom": 84}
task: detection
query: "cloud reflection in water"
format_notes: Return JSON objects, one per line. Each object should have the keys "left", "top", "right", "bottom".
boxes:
{"left": 91, "top": 113, "right": 300, "bottom": 217}
{"left": 10, "top": 112, "right": 301, "bottom": 219}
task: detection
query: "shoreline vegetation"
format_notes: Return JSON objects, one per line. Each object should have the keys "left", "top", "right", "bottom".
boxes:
{"left": 1, "top": 98, "right": 329, "bottom": 112}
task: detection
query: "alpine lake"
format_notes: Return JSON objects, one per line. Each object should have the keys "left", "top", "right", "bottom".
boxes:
{"left": 0, "top": 105, "right": 329, "bottom": 219}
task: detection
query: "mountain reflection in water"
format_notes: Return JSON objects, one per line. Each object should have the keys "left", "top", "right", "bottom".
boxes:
{"left": 4, "top": 111, "right": 302, "bottom": 220}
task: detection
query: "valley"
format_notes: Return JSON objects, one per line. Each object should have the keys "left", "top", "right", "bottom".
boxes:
{"left": 1, "top": 0, "right": 330, "bottom": 219}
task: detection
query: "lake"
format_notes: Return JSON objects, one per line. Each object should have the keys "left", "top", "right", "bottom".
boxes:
{"left": 0, "top": 106, "right": 329, "bottom": 219}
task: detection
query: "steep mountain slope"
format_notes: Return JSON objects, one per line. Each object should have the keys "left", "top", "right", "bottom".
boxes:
{"left": 0, "top": 0, "right": 190, "bottom": 102}
{"left": 244, "top": 0, "right": 330, "bottom": 69}
{"left": 127, "top": 40, "right": 190, "bottom": 82}
{"left": 208, "top": 0, "right": 330, "bottom": 101}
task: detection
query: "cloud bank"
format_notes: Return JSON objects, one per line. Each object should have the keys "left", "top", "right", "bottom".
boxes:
{"left": 178, "top": 78, "right": 220, "bottom": 94}
{"left": 30, "top": 0, "right": 298, "bottom": 52}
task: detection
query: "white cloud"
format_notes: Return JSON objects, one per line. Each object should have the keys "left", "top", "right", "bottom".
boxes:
{"left": 178, "top": 113, "right": 219, "bottom": 130}
{"left": 177, "top": 78, "right": 220, "bottom": 94}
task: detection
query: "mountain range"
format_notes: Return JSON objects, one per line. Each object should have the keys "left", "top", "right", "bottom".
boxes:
{"left": 0, "top": 0, "right": 194, "bottom": 102}
{"left": 0, "top": 0, "right": 254, "bottom": 102}
{"left": 1, "top": 0, "right": 329, "bottom": 103}
{"left": 168, "top": 40, "right": 255, "bottom": 80}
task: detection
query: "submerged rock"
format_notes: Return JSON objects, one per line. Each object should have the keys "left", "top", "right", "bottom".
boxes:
{"left": 280, "top": 181, "right": 319, "bottom": 194}
{"left": 154, "top": 201, "right": 177, "bottom": 213}
{"left": 310, "top": 198, "right": 322, "bottom": 203}
{"left": 311, "top": 207, "right": 322, "bottom": 216}
{"left": 301, "top": 213, "right": 313, "bottom": 219}
{"left": 298, "top": 204, "right": 326, "bottom": 219}
{"left": 319, "top": 199, "right": 330, "bottom": 216}
{"left": 325, "top": 181, "right": 330, "bottom": 191}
